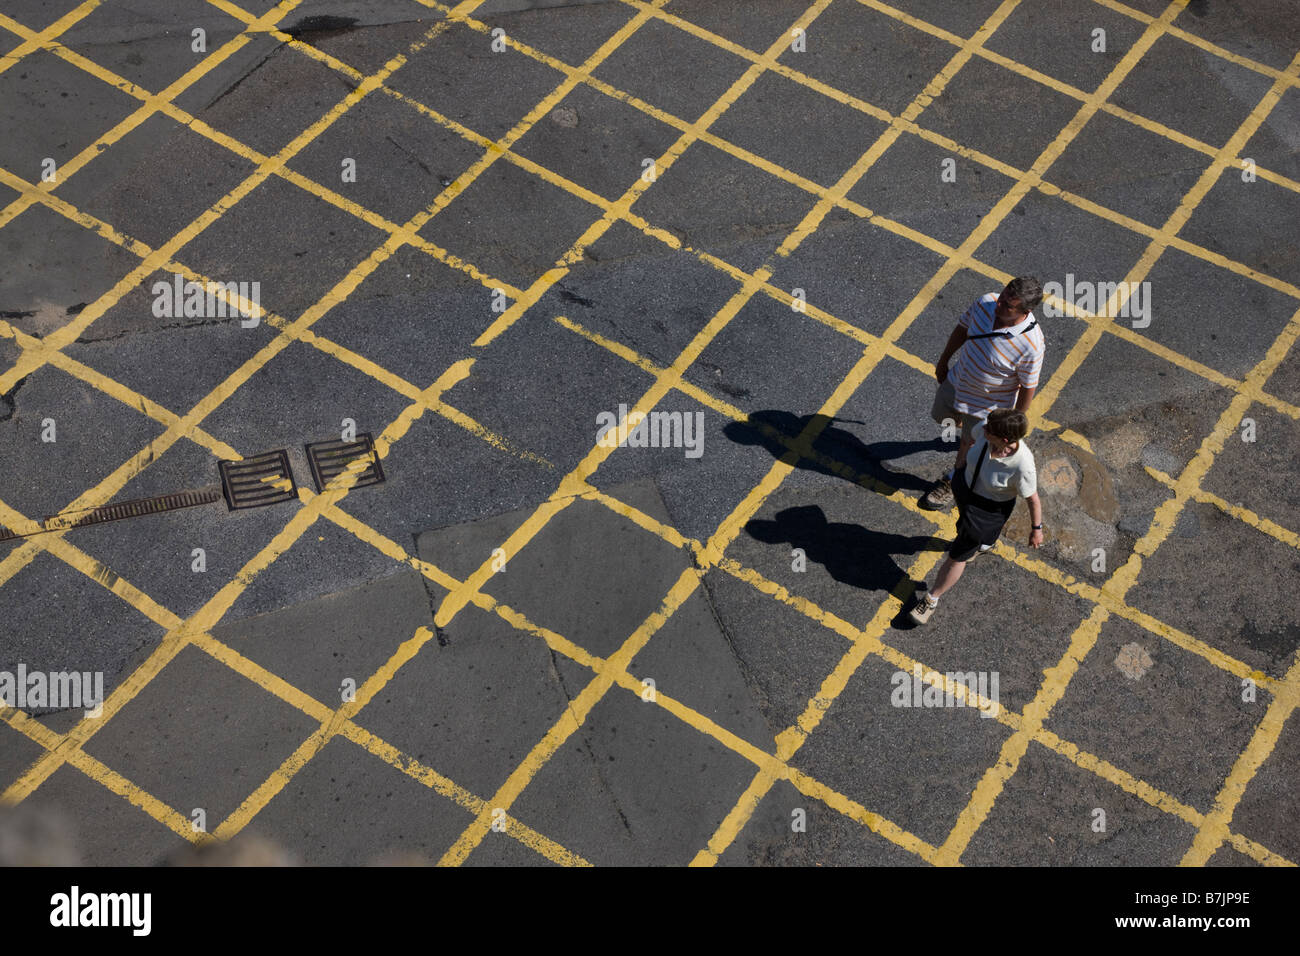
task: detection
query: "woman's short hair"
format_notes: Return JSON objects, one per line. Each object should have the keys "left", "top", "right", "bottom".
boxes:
{"left": 985, "top": 408, "right": 1029, "bottom": 442}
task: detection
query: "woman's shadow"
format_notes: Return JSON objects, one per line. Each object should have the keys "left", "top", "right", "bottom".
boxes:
{"left": 745, "top": 504, "right": 944, "bottom": 593}
{"left": 725, "top": 410, "right": 950, "bottom": 624}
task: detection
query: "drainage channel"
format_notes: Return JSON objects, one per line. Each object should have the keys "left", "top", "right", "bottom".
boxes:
{"left": 0, "top": 435, "right": 384, "bottom": 542}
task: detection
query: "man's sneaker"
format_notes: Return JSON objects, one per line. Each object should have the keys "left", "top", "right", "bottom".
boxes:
{"left": 910, "top": 593, "right": 938, "bottom": 625}
{"left": 920, "top": 477, "right": 953, "bottom": 511}
{"left": 969, "top": 543, "right": 993, "bottom": 561}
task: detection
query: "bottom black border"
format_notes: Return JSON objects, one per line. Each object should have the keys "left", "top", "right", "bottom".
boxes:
{"left": 5, "top": 867, "right": 1287, "bottom": 942}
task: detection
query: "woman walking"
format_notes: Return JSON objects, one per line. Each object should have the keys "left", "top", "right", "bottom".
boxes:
{"left": 910, "top": 408, "right": 1043, "bottom": 625}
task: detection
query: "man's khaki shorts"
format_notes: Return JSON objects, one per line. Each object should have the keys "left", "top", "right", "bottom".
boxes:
{"left": 931, "top": 378, "right": 981, "bottom": 443}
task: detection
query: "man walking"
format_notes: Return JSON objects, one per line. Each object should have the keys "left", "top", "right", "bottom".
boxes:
{"left": 921, "top": 276, "right": 1046, "bottom": 511}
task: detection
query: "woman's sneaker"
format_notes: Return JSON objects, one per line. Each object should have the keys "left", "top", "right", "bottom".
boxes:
{"left": 909, "top": 592, "right": 939, "bottom": 625}
{"left": 920, "top": 477, "right": 953, "bottom": 511}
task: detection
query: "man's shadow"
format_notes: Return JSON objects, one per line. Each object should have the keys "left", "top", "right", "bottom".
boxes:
{"left": 723, "top": 410, "right": 948, "bottom": 494}
{"left": 746, "top": 505, "right": 944, "bottom": 593}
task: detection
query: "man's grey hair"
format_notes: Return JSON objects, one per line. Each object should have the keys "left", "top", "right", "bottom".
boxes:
{"left": 1005, "top": 276, "right": 1043, "bottom": 315}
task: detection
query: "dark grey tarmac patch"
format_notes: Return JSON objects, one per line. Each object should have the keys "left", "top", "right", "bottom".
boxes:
{"left": 3, "top": 0, "right": 1298, "bottom": 868}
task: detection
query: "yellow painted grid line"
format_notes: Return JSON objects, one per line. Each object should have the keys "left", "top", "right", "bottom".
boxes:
{"left": 218, "top": 502, "right": 946, "bottom": 868}
{"left": 61, "top": 748, "right": 204, "bottom": 845}
{"left": 719, "top": 552, "right": 1292, "bottom": 867}
{"left": 460, "top": 0, "right": 729, "bottom": 350}
{"left": 418, "top": 0, "right": 1300, "bottom": 99}
{"left": 616, "top": 0, "right": 1300, "bottom": 279}
{"left": 194, "top": 626, "right": 591, "bottom": 865}
{"left": 1090, "top": 0, "right": 1300, "bottom": 89}
{"left": 322, "top": 497, "right": 944, "bottom": 863}
{"left": 1182, "top": 649, "right": 1300, "bottom": 864}
{"left": 200, "top": 0, "right": 1300, "bottom": 413}
{"left": 583, "top": 494, "right": 996, "bottom": 725}
{"left": 197, "top": 0, "right": 686, "bottom": 364}
{"left": 1037, "top": 725, "right": 1292, "bottom": 866}
{"left": 0, "top": 409, "right": 583, "bottom": 863}
{"left": 691, "top": 0, "right": 1173, "bottom": 864}
{"left": 446, "top": 0, "right": 1300, "bottom": 367}
{"left": 0, "top": 30, "right": 541, "bottom": 385}
{"left": 851, "top": 0, "right": 1300, "bottom": 191}
{"left": 0, "top": 0, "right": 686, "bottom": 862}
{"left": 32, "top": 459, "right": 1287, "bottom": 870}
{"left": 430, "top": 0, "right": 858, "bottom": 865}
{"left": 338, "top": 721, "right": 592, "bottom": 866}
{"left": 2, "top": 0, "right": 1289, "bottom": 868}
{"left": 1, "top": 341, "right": 1286, "bottom": 868}
{"left": 0, "top": 366, "right": 594, "bottom": 865}
{"left": 435, "top": 0, "right": 1087, "bottom": 867}
{"left": 0, "top": 319, "right": 236, "bottom": 463}
{"left": 0, "top": 13, "right": 531, "bottom": 302}
{"left": 0, "top": 188, "right": 545, "bottom": 471}
{"left": 0, "top": 268, "right": 552, "bottom": 473}
{"left": 0, "top": 131, "right": 1180, "bottom": 456}
{"left": 431, "top": 0, "right": 839, "bottom": 625}
{"left": 0, "top": 621, "right": 589, "bottom": 865}
{"left": 0, "top": 48, "right": 1258, "bottom": 879}
{"left": 696, "top": 547, "right": 953, "bottom": 864}
{"left": 934, "top": 40, "right": 1300, "bottom": 864}
{"left": 1034, "top": 47, "right": 1300, "bottom": 420}
{"left": 0, "top": 20, "right": 484, "bottom": 595}
{"left": 0, "top": 15, "right": 459, "bottom": 396}
{"left": 557, "top": 366, "right": 1285, "bottom": 701}
{"left": 13, "top": 261, "right": 1290, "bottom": 867}
{"left": 0, "top": 1, "right": 496, "bottom": 800}
{"left": 0, "top": 0, "right": 661, "bottom": 735}
{"left": 0, "top": 706, "right": 212, "bottom": 847}
{"left": 0, "top": 164, "right": 1140, "bottom": 569}
{"left": 3, "top": 481, "right": 327, "bottom": 804}
{"left": 167, "top": 1, "right": 1300, "bottom": 868}
{"left": 9, "top": 0, "right": 1300, "bottom": 436}
{"left": 0, "top": 0, "right": 696, "bottom": 858}
{"left": 932, "top": 0, "right": 1224, "bottom": 862}
{"left": 993, "top": 541, "right": 1285, "bottom": 692}
{"left": 1146, "top": 466, "right": 1300, "bottom": 551}
{"left": 142, "top": 0, "right": 1300, "bottom": 868}
{"left": 720, "top": 523, "right": 1284, "bottom": 863}
{"left": 12, "top": 23, "right": 452, "bottom": 361}
{"left": 341, "top": 0, "right": 1300, "bottom": 408}
{"left": 464, "top": 0, "right": 1300, "bottom": 178}
{"left": 0, "top": 0, "right": 99, "bottom": 75}
{"left": 0, "top": 528, "right": 202, "bottom": 852}
{"left": 1173, "top": 307, "right": 1300, "bottom": 862}
{"left": 0, "top": 0, "right": 305, "bottom": 237}
{"left": 0, "top": 0, "right": 571, "bottom": 568}
{"left": 0, "top": 502, "right": 184, "bottom": 633}
{"left": 7, "top": 0, "right": 1299, "bottom": 446}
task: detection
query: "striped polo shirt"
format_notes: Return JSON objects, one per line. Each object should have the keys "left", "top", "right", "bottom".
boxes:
{"left": 949, "top": 293, "right": 1045, "bottom": 415}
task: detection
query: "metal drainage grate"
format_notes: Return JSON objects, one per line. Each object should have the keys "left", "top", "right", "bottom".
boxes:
{"left": 219, "top": 450, "right": 299, "bottom": 511}
{"left": 304, "top": 434, "right": 385, "bottom": 493}
{"left": 0, "top": 487, "right": 223, "bottom": 541}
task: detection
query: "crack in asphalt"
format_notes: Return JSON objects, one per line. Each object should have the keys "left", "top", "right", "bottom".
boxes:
{"left": 0, "top": 374, "right": 30, "bottom": 424}
{"left": 73, "top": 314, "right": 255, "bottom": 344}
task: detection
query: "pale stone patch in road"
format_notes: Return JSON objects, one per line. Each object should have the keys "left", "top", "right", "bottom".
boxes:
{"left": 1115, "top": 641, "right": 1154, "bottom": 680}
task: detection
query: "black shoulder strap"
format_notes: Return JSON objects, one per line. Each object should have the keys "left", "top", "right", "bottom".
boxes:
{"left": 968, "top": 318, "right": 1037, "bottom": 341}
{"left": 970, "top": 441, "right": 990, "bottom": 488}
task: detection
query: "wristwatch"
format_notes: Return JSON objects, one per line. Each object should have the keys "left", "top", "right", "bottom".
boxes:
{"left": 1032, "top": 524, "right": 1043, "bottom": 530}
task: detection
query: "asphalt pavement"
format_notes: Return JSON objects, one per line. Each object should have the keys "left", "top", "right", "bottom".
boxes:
{"left": 1, "top": 0, "right": 1298, "bottom": 867}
